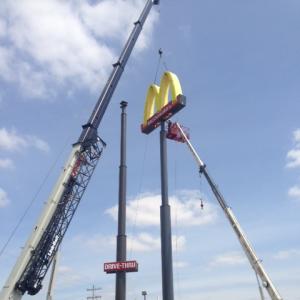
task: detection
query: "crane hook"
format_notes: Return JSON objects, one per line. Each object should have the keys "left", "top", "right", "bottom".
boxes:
{"left": 200, "top": 198, "right": 204, "bottom": 210}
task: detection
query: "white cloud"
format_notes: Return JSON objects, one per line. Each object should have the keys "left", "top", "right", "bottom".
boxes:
{"left": 273, "top": 249, "right": 300, "bottom": 260}
{"left": 286, "top": 129, "right": 300, "bottom": 168}
{"left": 0, "top": 128, "right": 49, "bottom": 152}
{"left": 0, "top": 46, "right": 14, "bottom": 82}
{"left": 0, "top": 19, "right": 6, "bottom": 37}
{"left": 288, "top": 185, "right": 300, "bottom": 199}
{"left": 26, "top": 135, "right": 50, "bottom": 152}
{"left": 0, "top": 0, "right": 158, "bottom": 99}
{"left": 106, "top": 190, "right": 218, "bottom": 228}
{"left": 128, "top": 233, "right": 160, "bottom": 252}
{"left": 79, "top": 0, "right": 158, "bottom": 51}
{"left": 77, "top": 234, "right": 115, "bottom": 251}
{"left": 209, "top": 251, "right": 247, "bottom": 268}
{"left": 75, "top": 232, "right": 185, "bottom": 253}
{"left": 0, "top": 158, "right": 14, "bottom": 169}
{"left": 174, "top": 261, "right": 188, "bottom": 268}
{"left": 128, "top": 233, "right": 185, "bottom": 252}
{"left": 286, "top": 129, "right": 300, "bottom": 200}
{"left": 286, "top": 149, "right": 300, "bottom": 168}
{"left": 0, "top": 128, "right": 26, "bottom": 151}
{"left": 58, "top": 265, "right": 72, "bottom": 274}
{"left": 0, "top": 187, "right": 10, "bottom": 207}
{"left": 293, "top": 129, "right": 300, "bottom": 144}
{"left": 56, "top": 265, "right": 83, "bottom": 288}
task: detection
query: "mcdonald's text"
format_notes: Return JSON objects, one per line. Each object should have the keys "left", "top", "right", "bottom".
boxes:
{"left": 141, "top": 94, "right": 186, "bottom": 134}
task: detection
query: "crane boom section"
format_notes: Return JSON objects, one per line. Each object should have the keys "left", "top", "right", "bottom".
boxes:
{"left": 78, "top": 0, "right": 155, "bottom": 144}
{"left": 0, "top": 144, "right": 82, "bottom": 299}
{"left": 175, "top": 123, "right": 283, "bottom": 300}
{"left": 1, "top": 1, "right": 159, "bottom": 298}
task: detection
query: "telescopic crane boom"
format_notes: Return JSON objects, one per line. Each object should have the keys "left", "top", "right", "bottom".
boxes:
{"left": 175, "top": 123, "right": 283, "bottom": 300}
{"left": 0, "top": 1, "right": 160, "bottom": 299}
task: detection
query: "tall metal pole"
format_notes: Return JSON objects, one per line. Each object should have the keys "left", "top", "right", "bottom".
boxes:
{"left": 115, "top": 101, "right": 128, "bottom": 300}
{"left": 159, "top": 121, "right": 174, "bottom": 300}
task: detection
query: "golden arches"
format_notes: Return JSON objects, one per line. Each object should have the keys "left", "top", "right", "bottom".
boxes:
{"left": 143, "top": 84, "right": 160, "bottom": 125}
{"left": 143, "top": 71, "right": 182, "bottom": 125}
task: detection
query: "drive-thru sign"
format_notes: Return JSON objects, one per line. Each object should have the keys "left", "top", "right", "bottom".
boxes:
{"left": 104, "top": 260, "right": 138, "bottom": 274}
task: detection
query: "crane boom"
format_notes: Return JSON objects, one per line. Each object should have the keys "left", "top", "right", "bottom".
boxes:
{"left": 0, "top": 1, "right": 159, "bottom": 299}
{"left": 175, "top": 123, "right": 283, "bottom": 300}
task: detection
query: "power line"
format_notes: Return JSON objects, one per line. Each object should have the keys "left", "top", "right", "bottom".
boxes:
{"left": 86, "top": 285, "right": 102, "bottom": 300}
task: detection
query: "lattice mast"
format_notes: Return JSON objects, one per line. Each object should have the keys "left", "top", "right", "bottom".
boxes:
{"left": 0, "top": 1, "right": 160, "bottom": 299}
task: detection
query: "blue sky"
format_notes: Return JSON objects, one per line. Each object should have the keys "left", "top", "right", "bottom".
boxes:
{"left": 0, "top": 0, "right": 300, "bottom": 299}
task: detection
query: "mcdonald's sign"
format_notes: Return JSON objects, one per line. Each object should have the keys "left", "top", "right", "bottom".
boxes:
{"left": 141, "top": 71, "right": 186, "bottom": 134}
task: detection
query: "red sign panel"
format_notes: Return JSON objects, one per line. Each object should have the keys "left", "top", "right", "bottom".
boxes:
{"left": 104, "top": 260, "right": 138, "bottom": 273}
{"left": 166, "top": 122, "right": 190, "bottom": 143}
{"left": 141, "top": 94, "right": 186, "bottom": 135}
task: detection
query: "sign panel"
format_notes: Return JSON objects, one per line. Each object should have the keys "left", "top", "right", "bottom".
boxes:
{"left": 104, "top": 260, "right": 138, "bottom": 274}
{"left": 141, "top": 95, "right": 186, "bottom": 134}
{"left": 141, "top": 71, "right": 186, "bottom": 134}
{"left": 166, "top": 122, "right": 190, "bottom": 143}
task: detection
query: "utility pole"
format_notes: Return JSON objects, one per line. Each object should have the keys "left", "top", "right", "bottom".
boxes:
{"left": 115, "top": 101, "right": 128, "bottom": 300}
{"left": 159, "top": 121, "right": 174, "bottom": 300}
{"left": 86, "top": 285, "right": 101, "bottom": 300}
{"left": 142, "top": 291, "right": 147, "bottom": 300}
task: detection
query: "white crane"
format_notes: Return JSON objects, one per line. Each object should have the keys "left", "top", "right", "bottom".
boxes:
{"left": 0, "top": 1, "right": 160, "bottom": 299}
{"left": 174, "top": 122, "right": 283, "bottom": 300}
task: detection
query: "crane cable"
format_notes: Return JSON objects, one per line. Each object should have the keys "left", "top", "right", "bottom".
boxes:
{"left": 153, "top": 48, "right": 169, "bottom": 85}
{"left": 199, "top": 169, "right": 204, "bottom": 210}
{"left": 128, "top": 48, "right": 169, "bottom": 258}
{"left": 153, "top": 48, "right": 163, "bottom": 84}
{"left": 173, "top": 121, "right": 183, "bottom": 300}
{"left": 128, "top": 135, "right": 149, "bottom": 259}
{"left": 255, "top": 269, "right": 265, "bottom": 300}
{"left": 0, "top": 137, "right": 72, "bottom": 260}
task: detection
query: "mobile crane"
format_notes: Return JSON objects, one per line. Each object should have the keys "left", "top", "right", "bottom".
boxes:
{"left": 173, "top": 122, "right": 283, "bottom": 300}
{"left": 0, "top": 1, "right": 160, "bottom": 299}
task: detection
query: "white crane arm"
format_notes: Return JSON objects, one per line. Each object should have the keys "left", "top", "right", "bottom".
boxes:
{"left": 0, "top": 145, "right": 81, "bottom": 300}
{"left": 175, "top": 123, "right": 282, "bottom": 300}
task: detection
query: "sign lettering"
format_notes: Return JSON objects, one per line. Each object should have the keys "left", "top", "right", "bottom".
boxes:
{"left": 104, "top": 260, "right": 138, "bottom": 274}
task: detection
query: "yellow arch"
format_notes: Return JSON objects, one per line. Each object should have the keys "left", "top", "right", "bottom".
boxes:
{"left": 159, "top": 71, "right": 182, "bottom": 108}
{"left": 143, "top": 84, "right": 160, "bottom": 125}
{"left": 143, "top": 71, "right": 182, "bottom": 125}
